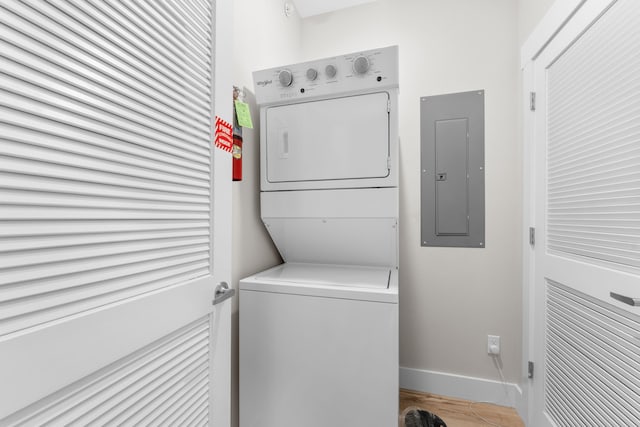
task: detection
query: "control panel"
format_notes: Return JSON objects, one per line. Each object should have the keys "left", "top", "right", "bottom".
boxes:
{"left": 253, "top": 45, "right": 399, "bottom": 105}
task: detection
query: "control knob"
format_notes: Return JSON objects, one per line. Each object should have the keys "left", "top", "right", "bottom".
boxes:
{"left": 306, "top": 68, "right": 318, "bottom": 81}
{"left": 278, "top": 69, "right": 293, "bottom": 87}
{"left": 353, "top": 55, "right": 370, "bottom": 75}
{"left": 325, "top": 64, "right": 337, "bottom": 79}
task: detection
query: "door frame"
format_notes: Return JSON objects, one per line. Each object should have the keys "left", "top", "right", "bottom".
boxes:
{"left": 211, "top": 0, "right": 234, "bottom": 425}
{"left": 520, "top": 1, "right": 618, "bottom": 425}
{"left": 521, "top": 3, "right": 586, "bottom": 424}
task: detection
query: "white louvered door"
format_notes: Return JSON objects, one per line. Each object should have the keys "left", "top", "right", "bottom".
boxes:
{"left": 0, "top": 0, "right": 233, "bottom": 425}
{"left": 530, "top": 0, "right": 640, "bottom": 425}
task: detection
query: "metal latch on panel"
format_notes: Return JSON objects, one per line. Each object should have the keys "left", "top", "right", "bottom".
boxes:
{"left": 528, "top": 361, "right": 535, "bottom": 379}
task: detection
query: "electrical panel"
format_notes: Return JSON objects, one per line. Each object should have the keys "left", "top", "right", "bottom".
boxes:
{"left": 420, "top": 90, "right": 485, "bottom": 248}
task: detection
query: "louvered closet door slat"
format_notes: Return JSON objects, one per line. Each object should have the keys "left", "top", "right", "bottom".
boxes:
{"left": 0, "top": 109, "right": 209, "bottom": 172}
{"left": 545, "top": 281, "right": 640, "bottom": 426}
{"left": 0, "top": 205, "right": 209, "bottom": 220}
{"left": 0, "top": 0, "right": 214, "bottom": 339}
{"left": 0, "top": 266, "right": 211, "bottom": 336}
{"left": 0, "top": 37, "right": 209, "bottom": 134}
{"left": 1, "top": 243, "right": 209, "bottom": 286}
{"left": 1, "top": 235, "right": 210, "bottom": 270}
{"left": 1, "top": 256, "right": 210, "bottom": 303}
{"left": 547, "top": 0, "right": 640, "bottom": 272}
{"left": 11, "top": 318, "right": 211, "bottom": 427}
{"left": 2, "top": 128, "right": 209, "bottom": 179}
{"left": 549, "top": 141, "right": 640, "bottom": 182}
{"left": 148, "top": 0, "right": 210, "bottom": 53}
{"left": 1, "top": 28, "right": 210, "bottom": 142}
{"left": 2, "top": 55, "right": 211, "bottom": 146}
{"left": 1, "top": 93, "right": 209, "bottom": 165}
{"left": 3, "top": 0, "right": 213, "bottom": 117}
{"left": 2, "top": 79, "right": 209, "bottom": 163}
{"left": 1, "top": 187, "right": 209, "bottom": 212}
{"left": 2, "top": 228, "right": 209, "bottom": 252}
{"left": 1, "top": 174, "right": 209, "bottom": 205}
{"left": 1, "top": 141, "right": 209, "bottom": 186}
{"left": 99, "top": 0, "right": 212, "bottom": 75}
{"left": 547, "top": 302, "right": 640, "bottom": 388}
{"left": 0, "top": 9, "right": 209, "bottom": 127}
{"left": 0, "top": 157, "right": 209, "bottom": 195}
{"left": 3, "top": 0, "right": 211, "bottom": 113}
{"left": 0, "top": 219, "right": 210, "bottom": 237}
{"left": 545, "top": 341, "right": 632, "bottom": 426}
{"left": 58, "top": 0, "right": 212, "bottom": 103}
{"left": 173, "top": 0, "right": 211, "bottom": 33}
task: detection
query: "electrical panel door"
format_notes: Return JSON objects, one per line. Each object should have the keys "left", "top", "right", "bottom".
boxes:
{"left": 421, "top": 90, "right": 485, "bottom": 248}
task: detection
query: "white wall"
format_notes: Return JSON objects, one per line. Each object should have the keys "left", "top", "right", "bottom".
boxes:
{"left": 518, "top": 0, "right": 556, "bottom": 45}
{"left": 231, "top": 1, "right": 302, "bottom": 285}
{"left": 230, "top": 0, "right": 559, "bottom": 420}
{"left": 299, "top": 0, "right": 522, "bottom": 389}
{"left": 231, "top": 2, "right": 301, "bottom": 425}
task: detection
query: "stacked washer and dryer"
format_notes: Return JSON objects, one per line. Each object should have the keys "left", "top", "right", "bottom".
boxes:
{"left": 239, "top": 46, "right": 399, "bottom": 427}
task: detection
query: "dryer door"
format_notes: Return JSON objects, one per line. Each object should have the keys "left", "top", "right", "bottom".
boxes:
{"left": 264, "top": 92, "right": 390, "bottom": 189}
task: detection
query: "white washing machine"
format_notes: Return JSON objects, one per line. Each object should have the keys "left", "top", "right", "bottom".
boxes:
{"left": 240, "top": 46, "right": 399, "bottom": 427}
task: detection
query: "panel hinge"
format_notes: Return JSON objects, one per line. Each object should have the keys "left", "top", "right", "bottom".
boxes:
{"left": 529, "top": 92, "right": 536, "bottom": 111}
{"left": 528, "top": 361, "right": 535, "bottom": 379}
{"left": 387, "top": 100, "right": 391, "bottom": 112}
{"left": 529, "top": 227, "right": 535, "bottom": 246}
{"left": 387, "top": 156, "right": 392, "bottom": 169}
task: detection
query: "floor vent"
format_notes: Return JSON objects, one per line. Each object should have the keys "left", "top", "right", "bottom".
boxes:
{"left": 545, "top": 280, "right": 640, "bottom": 426}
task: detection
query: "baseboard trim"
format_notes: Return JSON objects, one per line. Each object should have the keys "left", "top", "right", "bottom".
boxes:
{"left": 399, "top": 367, "right": 523, "bottom": 410}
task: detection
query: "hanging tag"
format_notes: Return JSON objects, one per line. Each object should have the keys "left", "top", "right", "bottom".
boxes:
{"left": 234, "top": 100, "right": 254, "bottom": 129}
{"left": 214, "top": 116, "right": 233, "bottom": 152}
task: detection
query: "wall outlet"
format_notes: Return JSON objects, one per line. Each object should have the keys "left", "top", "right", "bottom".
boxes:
{"left": 488, "top": 335, "right": 500, "bottom": 355}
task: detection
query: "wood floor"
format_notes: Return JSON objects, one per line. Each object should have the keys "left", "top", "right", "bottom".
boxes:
{"left": 399, "top": 389, "right": 525, "bottom": 427}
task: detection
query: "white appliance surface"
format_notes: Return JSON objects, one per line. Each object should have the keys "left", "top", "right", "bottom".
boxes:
{"left": 265, "top": 92, "right": 390, "bottom": 184}
{"left": 240, "top": 263, "right": 398, "bottom": 303}
{"left": 254, "top": 45, "right": 399, "bottom": 192}
{"left": 260, "top": 187, "right": 398, "bottom": 268}
{"left": 256, "top": 263, "right": 390, "bottom": 287}
{"left": 239, "top": 270, "right": 398, "bottom": 427}
{"left": 241, "top": 46, "right": 399, "bottom": 427}
{"left": 253, "top": 46, "right": 398, "bottom": 106}
{"left": 262, "top": 217, "right": 397, "bottom": 266}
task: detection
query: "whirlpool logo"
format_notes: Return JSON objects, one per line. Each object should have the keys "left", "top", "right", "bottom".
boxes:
{"left": 256, "top": 79, "right": 272, "bottom": 87}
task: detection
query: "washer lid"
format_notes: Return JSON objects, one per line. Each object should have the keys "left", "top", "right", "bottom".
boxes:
{"left": 240, "top": 263, "right": 398, "bottom": 303}
{"left": 256, "top": 263, "right": 390, "bottom": 288}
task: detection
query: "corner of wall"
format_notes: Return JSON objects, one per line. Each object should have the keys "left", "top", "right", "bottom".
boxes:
{"left": 231, "top": 0, "right": 304, "bottom": 288}
{"left": 230, "top": 3, "right": 304, "bottom": 426}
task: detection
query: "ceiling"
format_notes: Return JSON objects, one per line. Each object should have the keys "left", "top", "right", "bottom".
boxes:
{"left": 291, "top": 0, "right": 377, "bottom": 18}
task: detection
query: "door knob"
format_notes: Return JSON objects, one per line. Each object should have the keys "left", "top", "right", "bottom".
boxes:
{"left": 213, "top": 282, "right": 236, "bottom": 305}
